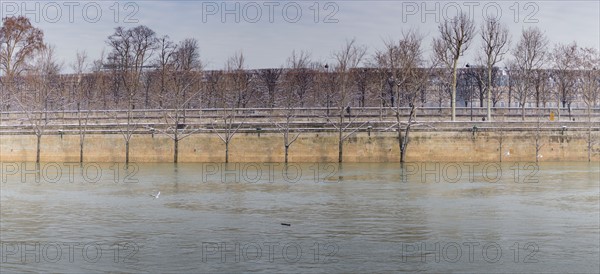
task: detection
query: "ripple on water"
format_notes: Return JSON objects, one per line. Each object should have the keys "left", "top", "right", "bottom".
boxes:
{"left": 1, "top": 162, "right": 598, "bottom": 273}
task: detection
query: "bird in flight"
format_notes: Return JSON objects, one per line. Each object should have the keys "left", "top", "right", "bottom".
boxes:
{"left": 150, "top": 191, "right": 160, "bottom": 199}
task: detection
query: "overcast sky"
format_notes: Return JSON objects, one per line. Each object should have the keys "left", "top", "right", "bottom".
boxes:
{"left": 1, "top": 0, "right": 599, "bottom": 72}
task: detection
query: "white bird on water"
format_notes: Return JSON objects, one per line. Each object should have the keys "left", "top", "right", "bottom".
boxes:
{"left": 150, "top": 191, "right": 160, "bottom": 199}
{"left": 505, "top": 150, "right": 511, "bottom": 157}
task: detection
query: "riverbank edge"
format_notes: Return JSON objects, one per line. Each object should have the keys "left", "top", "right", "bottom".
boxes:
{"left": 1, "top": 129, "right": 599, "bottom": 162}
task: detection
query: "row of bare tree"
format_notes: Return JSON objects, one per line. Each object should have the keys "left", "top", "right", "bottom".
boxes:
{"left": 2, "top": 15, "right": 600, "bottom": 163}
{"left": 2, "top": 15, "right": 598, "bottom": 115}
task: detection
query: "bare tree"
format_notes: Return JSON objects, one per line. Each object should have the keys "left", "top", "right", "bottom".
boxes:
{"left": 505, "top": 65, "right": 519, "bottom": 109}
{"left": 377, "top": 30, "right": 429, "bottom": 162}
{"left": 210, "top": 66, "right": 245, "bottom": 163}
{"left": 331, "top": 38, "right": 368, "bottom": 163}
{"left": 488, "top": 67, "right": 504, "bottom": 107}
{"left": 0, "top": 16, "right": 45, "bottom": 111}
{"left": 579, "top": 47, "right": 600, "bottom": 117}
{"left": 507, "top": 61, "right": 529, "bottom": 119}
{"left": 211, "top": 108, "right": 244, "bottom": 163}
{"left": 89, "top": 50, "right": 113, "bottom": 109}
{"left": 154, "top": 35, "right": 176, "bottom": 107}
{"left": 552, "top": 42, "right": 579, "bottom": 117}
{"left": 285, "top": 50, "right": 313, "bottom": 107}
{"left": 72, "top": 50, "right": 88, "bottom": 77}
{"left": 276, "top": 84, "right": 301, "bottom": 163}
{"left": 258, "top": 68, "right": 282, "bottom": 108}
{"left": 205, "top": 70, "right": 225, "bottom": 108}
{"left": 396, "top": 32, "right": 431, "bottom": 162}
{"left": 71, "top": 50, "right": 91, "bottom": 163}
{"left": 367, "top": 64, "right": 389, "bottom": 116}
{"left": 433, "top": 12, "right": 476, "bottom": 121}
{"left": 316, "top": 63, "right": 339, "bottom": 115}
{"left": 511, "top": 27, "right": 549, "bottom": 120}
{"left": 33, "top": 44, "right": 63, "bottom": 114}
{"left": 374, "top": 37, "right": 404, "bottom": 107}
{"left": 397, "top": 67, "right": 432, "bottom": 162}
{"left": 0, "top": 16, "right": 45, "bottom": 83}
{"left": 463, "top": 65, "right": 486, "bottom": 108}
{"left": 156, "top": 38, "right": 203, "bottom": 163}
{"left": 172, "top": 38, "right": 202, "bottom": 108}
{"left": 141, "top": 70, "right": 156, "bottom": 108}
{"left": 227, "top": 52, "right": 253, "bottom": 108}
{"left": 534, "top": 111, "right": 545, "bottom": 162}
{"left": 354, "top": 68, "right": 370, "bottom": 107}
{"left": 532, "top": 69, "right": 552, "bottom": 108}
{"left": 107, "top": 25, "right": 157, "bottom": 101}
{"left": 17, "top": 44, "right": 62, "bottom": 163}
{"left": 106, "top": 25, "right": 157, "bottom": 163}
{"left": 430, "top": 67, "right": 452, "bottom": 108}
{"left": 480, "top": 18, "right": 510, "bottom": 121}
{"left": 578, "top": 47, "right": 600, "bottom": 161}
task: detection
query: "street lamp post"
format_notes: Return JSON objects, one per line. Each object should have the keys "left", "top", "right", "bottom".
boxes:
{"left": 324, "top": 64, "right": 330, "bottom": 116}
{"left": 593, "top": 67, "right": 598, "bottom": 108}
{"left": 466, "top": 64, "right": 473, "bottom": 121}
{"left": 505, "top": 67, "right": 511, "bottom": 110}
{"left": 470, "top": 85, "right": 473, "bottom": 121}
{"left": 397, "top": 81, "right": 402, "bottom": 116}
{"left": 548, "top": 74, "right": 559, "bottom": 121}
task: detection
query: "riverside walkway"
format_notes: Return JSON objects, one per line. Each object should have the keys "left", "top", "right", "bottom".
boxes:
{"left": 1, "top": 107, "right": 599, "bottom": 135}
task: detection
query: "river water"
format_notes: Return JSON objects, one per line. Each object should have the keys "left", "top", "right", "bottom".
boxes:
{"left": 1, "top": 162, "right": 598, "bottom": 273}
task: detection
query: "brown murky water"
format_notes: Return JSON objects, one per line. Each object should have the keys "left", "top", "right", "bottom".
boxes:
{"left": 1, "top": 162, "right": 599, "bottom": 273}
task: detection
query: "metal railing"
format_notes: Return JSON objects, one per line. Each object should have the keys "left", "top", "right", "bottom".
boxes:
{"left": 1, "top": 106, "right": 599, "bottom": 135}
{"left": 1, "top": 106, "right": 599, "bottom": 121}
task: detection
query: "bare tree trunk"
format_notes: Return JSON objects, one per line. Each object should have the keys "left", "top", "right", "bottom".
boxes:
{"left": 451, "top": 59, "right": 458, "bottom": 121}
{"left": 174, "top": 138, "right": 179, "bottom": 163}
{"left": 338, "top": 112, "right": 344, "bottom": 163}
{"left": 499, "top": 136, "right": 503, "bottom": 162}
{"left": 588, "top": 106, "right": 592, "bottom": 162}
{"left": 225, "top": 141, "right": 229, "bottom": 163}
{"left": 79, "top": 136, "right": 84, "bottom": 163}
{"left": 487, "top": 66, "right": 492, "bottom": 122}
{"left": 338, "top": 136, "right": 343, "bottom": 163}
{"left": 397, "top": 112, "right": 403, "bottom": 161}
{"left": 588, "top": 127, "right": 592, "bottom": 162}
{"left": 498, "top": 121, "right": 504, "bottom": 162}
{"left": 400, "top": 106, "right": 416, "bottom": 163}
{"left": 285, "top": 145, "right": 289, "bottom": 164}
{"left": 535, "top": 138, "right": 540, "bottom": 163}
{"left": 36, "top": 134, "right": 41, "bottom": 163}
{"left": 78, "top": 110, "right": 87, "bottom": 163}
{"left": 508, "top": 87, "right": 512, "bottom": 108}
{"left": 125, "top": 140, "right": 130, "bottom": 164}
{"left": 535, "top": 114, "right": 543, "bottom": 162}
{"left": 433, "top": 13, "right": 476, "bottom": 121}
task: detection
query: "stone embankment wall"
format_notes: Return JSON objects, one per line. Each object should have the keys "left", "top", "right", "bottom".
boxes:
{"left": 1, "top": 129, "right": 598, "bottom": 162}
